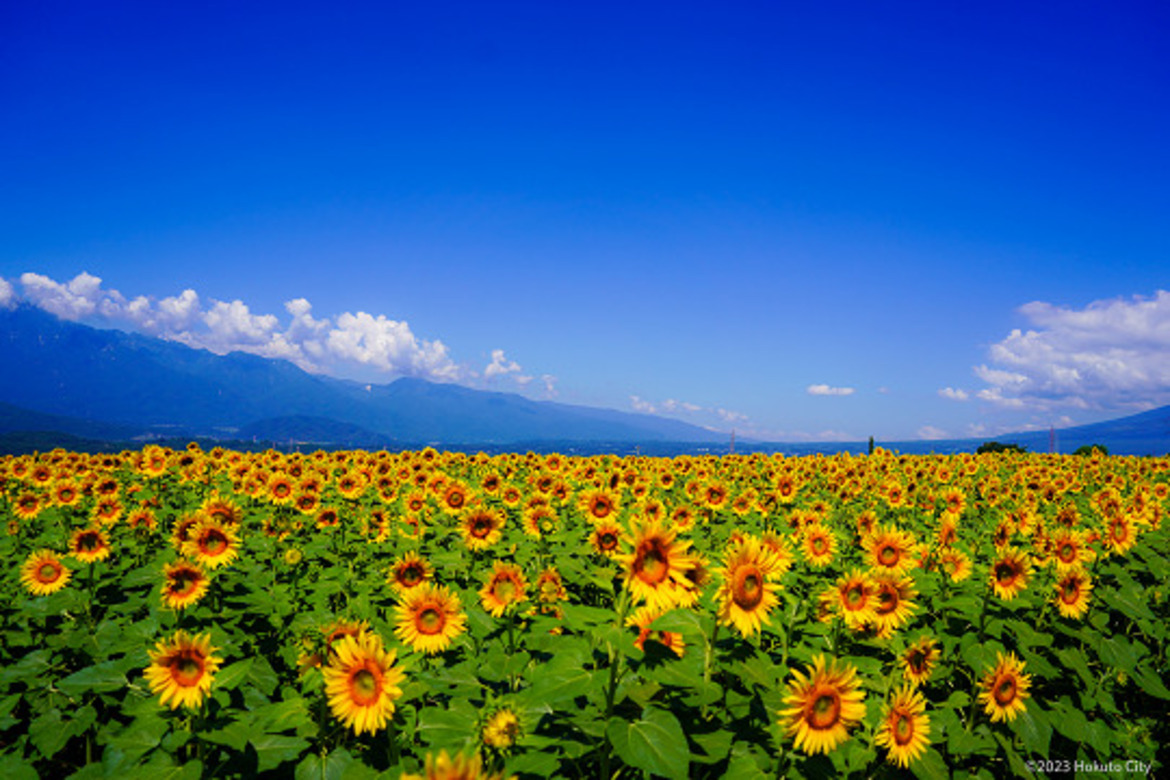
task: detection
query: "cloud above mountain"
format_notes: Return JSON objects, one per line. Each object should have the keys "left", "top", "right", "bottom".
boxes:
{"left": 9, "top": 271, "right": 537, "bottom": 390}
{"left": 974, "top": 290, "right": 1170, "bottom": 413}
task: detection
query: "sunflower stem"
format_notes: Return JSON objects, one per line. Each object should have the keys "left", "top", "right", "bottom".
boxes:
{"left": 701, "top": 622, "right": 720, "bottom": 719}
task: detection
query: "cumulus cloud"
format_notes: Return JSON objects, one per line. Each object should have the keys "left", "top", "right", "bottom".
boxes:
{"left": 807, "top": 384, "right": 855, "bottom": 397}
{"left": 938, "top": 387, "right": 969, "bottom": 401}
{"left": 2, "top": 271, "right": 499, "bottom": 384}
{"left": 975, "top": 290, "right": 1170, "bottom": 411}
{"left": 484, "top": 349, "right": 523, "bottom": 379}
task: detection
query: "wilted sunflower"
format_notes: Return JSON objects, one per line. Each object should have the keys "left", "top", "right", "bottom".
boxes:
{"left": 400, "top": 751, "right": 515, "bottom": 780}
{"left": 820, "top": 569, "right": 878, "bottom": 631}
{"left": 461, "top": 509, "right": 505, "bottom": 551}
{"left": 181, "top": 516, "right": 241, "bottom": 570}
{"left": 874, "top": 685, "right": 931, "bottom": 768}
{"left": 989, "top": 549, "right": 1031, "bottom": 601}
{"left": 144, "top": 630, "right": 222, "bottom": 710}
{"left": 388, "top": 551, "right": 432, "bottom": 594}
{"left": 161, "top": 560, "right": 210, "bottom": 610}
{"left": 978, "top": 651, "right": 1031, "bottom": 723}
{"left": 395, "top": 583, "right": 467, "bottom": 654}
{"left": 322, "top": 631, "right": 404, "bottom": 736}
{"left": 779, "top": 655, "right": 867, "bottom": 755}
{"left": 616, "top": 518, "right": 699, "bottom": 609}
{"left": 901, "top": 636, "right": 940, "bottom": 687}
{"left": 1053, "top": 568, "right": 1093, "bottom": 619}
{"left": 20, "top": 549, "right": 72, "bottom": 596}
{"left": 716, "top": 535, "right": 783, "bottom": 637}
{"left": 69, "top": 527, "right": 111, "bottom": 563}
{"left": 479, "top": 562, "right": 529, "bottom": 617}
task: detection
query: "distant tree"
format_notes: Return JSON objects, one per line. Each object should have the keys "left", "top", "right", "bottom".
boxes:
{"left": 1073, "top": 444, "right": 1109, "bottom": 457}
{"left": 868, "top": 436, "right": 875, "bottom": 455}
{"left": 976, "top": 441, "right": 1027, "bottom": 454}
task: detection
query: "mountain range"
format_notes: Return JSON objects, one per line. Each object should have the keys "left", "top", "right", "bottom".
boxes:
{"left": 0, "top": 304, "right": 1167, "bottom": 456}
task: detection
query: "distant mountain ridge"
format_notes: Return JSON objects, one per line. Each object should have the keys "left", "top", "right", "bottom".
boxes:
{"left": 0, "top": 305, "right": 720, "bottom": 445}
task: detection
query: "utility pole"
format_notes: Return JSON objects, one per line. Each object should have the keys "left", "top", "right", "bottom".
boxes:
{"left": 730, "top": 429, "right": 735, "bottom": 455}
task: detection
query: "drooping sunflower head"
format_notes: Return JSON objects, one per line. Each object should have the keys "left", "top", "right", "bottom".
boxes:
{"left": 779, "top": 655, "right": 867, "bottom": 755}
{"left": 161, "top": 560, "right": 210, "bottom": 610}
{"left": 70, "top": 526, "right": 112, "bottom": 563}
{"left": 395, "top": 583, "right": 467, "bottom": 655}
{"left": 479, "top": 562, "right": 529, "bottom": 617}
{"left": 874, "top": 684, "right": 931, "bottom": 768}
{"left": 20, "top": 549, "right": 72, "bottom": 596}
{"left": 978, "top": 651, "right": 1031, "bottom": 723}
{"left": 181, "top": 516, "right": 241, "bottom": 570}
{"left": 322, "top": 631, "right": 404, "bottom": 735}
{"left": 388, "top": 551, "right": 432, "bottom": 594}
{"left": 144, "top": 630, "right": 222, "bottom": 710}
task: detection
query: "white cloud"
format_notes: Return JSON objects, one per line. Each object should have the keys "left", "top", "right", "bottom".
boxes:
{"left": 484, "top": 348, "right": 523, "bottom": 379}
{"left": 807, "top": 384, "right": 855, "bottom": 397}
{"left": 917, "top": 425, "right": 948, "bottom": 440}
{"left": 660, "top": 398, "right": 702, "bottom": 414}
{"left": 975, "top": 290, "right": 1170, "bottom": 411}
{"left": 0, "top": 278, "right": 14, "bottom": 308}
{"left": 717, "top": 408, "right": 747, "bottom": 423}
{"left": 20, "top": 271, "right": 115, "bottom": 320}
{"left": 630, "top": 395, "right": 657, "bottom": 414}
{"left": 938, "top": 387, "right": 970, "bottom": 401}
{"left": 541, "top": 374, "right": 558, "bottom": 398}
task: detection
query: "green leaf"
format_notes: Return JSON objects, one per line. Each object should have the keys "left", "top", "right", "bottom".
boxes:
{"left": 690, "top": 728, "right": 733, "bottom": 764}
{"left": 1013, "top": 703, "right": 1052, "bottom": 756}
{"left": 909, "top": 747, "right": 949, "bottom": 780}
{"left": 606, "top": 707, "right": 689, "bottom": 780}
{"left": 251, "top": 734, "right": 310, "bottom": 773}
{"left": 246, "top": 656, "right": 280, "bottom": 696}
{"left": 106, "top": 713, "right": 170, "bottom": 762}
{"left": 295, "top": 747, "right": 355, "bottom": 780}
{"left": 30, "top": 709, "right": 70, "bottom": 759}
{"left": 0, "top": 649, "right": 51, "bottom": 684}
{"left": 1132, "top": 665, "right": 1170, "bottom": 700}
{"left": 57, "top": 660, "right": 129, "bottom": 697}
{"left": 0, "top": 755, "right": 39, "bottom": 780}
{"left": 213, "top": 657, "right": 254, "bottom": 691}
{"left": 523, "top": 664, "right": 596, "bottom": 706}
{"left": 417, "top": 705, "right": 477, "bottom": 750}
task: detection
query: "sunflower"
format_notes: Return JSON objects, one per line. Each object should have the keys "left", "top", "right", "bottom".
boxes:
{"left": 144, "top": 631, "right": 222, "bottom": 710}
{"left": 161, "top": 561, "right": 210, "bottom": 610}
{"left": 1049, "top": 529, "right": 1094, "bottom": 572}
{"left": 801, "top": 523, "right": 836, "bottom": 568}
{"left": 901, "top": 637, "right": 940, "bottom": 687}
{"left": 69, "top": 527, "right": 111, "bottom": 563}
{"left": 127, "top": 508, "right": 158, "bottom": 532}
{"left": 1104, "top": 515, "right": 1138, "bottom": 555}
{"left": 400, "top": 751, "right": 515, "bottom": 780}
{"left": 201, "top": 492, "right": 243, "bottom": 526}
{"left": 268, "top": 474, "right": 296, "bottom": 505}
{"left": 388, "top": 551, "right": 432, "bottom": 593}
{"left": 715, "top": 536, "right": 783, "bottom": 637}
{"left": 92, "top": 497, "right": 123, "bottom": 526}
{"left": 522, "top": 505, "right": 557, "bottom": 538}
{"left": 481, "top": 707, "right": 522, "bottom": 750}
{"left": 978, "top": 651, "right": 1031, "bottom": 723}
{"left": 874, "top": 685, "right": 931, "bottom": 768}
{"left": 534, "top": 567, "right": 567, "bottom": 603}
{"left": 616, "top": 518, "right": 698, "bottom": 609}
{"left": 20, "top": 550, "right": 72, "bottom": 596}
{"left": 171, "top": 512, "right": 203, "bottom": 550}
{"left": 479, "top": 562, "right": 529, "bottom": 617}
{"left": 937, "top": 548, "right": 972, "bottom": 582}
{"left": 1053, "top": 568, "right": 1093, "bottom": 619}
{"left": 461, "top": 509, "right": 505, "bottom": 551}
{"left": 13, "top": 492, "right": 43, "bottom": 521}
{"left": 52, "top": 481, "right": 82, "bottom": 508}
{"left": 395, "top": 583, "right": 467, "bottom": 654}
{"left": 864, "top": 525, "right": 918, "bottom": 576}
{"left": 779, "top": 655, "right": 867, "bottom": 755}
{"left": 439, "top": 481, "right": 470, "bottom": 515}
{"left": 989, "top": 549, "right": 1031, "bottom": 601}
{"left": 589, "top": 521, "right": 623, "bottom": 557}
{"left": 820, "top": 569, "right": 878, "bottom": 631}
{"left": 181, "top": 517, "right": 241, "bottom": 570}
{"left": 870, "top": 573, "right": 917, "bottom": 638}
{"left": 627, "top": 604, "right": 686, "bottom": 658}
{"left": 579, "top": 488, "right": 620, "bottom": 522}
{"left": 322, "top": 631, "right": 404, "bottom": 735}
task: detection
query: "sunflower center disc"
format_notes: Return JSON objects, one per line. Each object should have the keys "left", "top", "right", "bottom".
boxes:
{"left": 39, "top": 564, "right": 60, "bottom": 581}
{"left": 173, "top": 655, "right": 204, "bottom": 686}
{"left": 419, "top": 608, "right": 443, "bottom": 634}
{"left": 809, "top": 692, "right": 840, "bottom": 729}
{"left": 894, "top": 713, "right": 913, "bottom": 743}
{"left": 352, "top": 668, "right": 380, "bottom": 704}
{"left": 879, "top": 546, "right": 898, "bottom": 565}
{"left": 995, "top": 678, "right": 1016, "bottom": 705}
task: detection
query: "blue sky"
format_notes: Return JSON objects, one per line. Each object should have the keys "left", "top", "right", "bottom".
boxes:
{"left": 2, "top": 2, "right": 1168, "bottom": 441}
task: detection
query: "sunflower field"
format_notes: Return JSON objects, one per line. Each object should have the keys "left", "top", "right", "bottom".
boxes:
{"left": 1, "top": 444, "right": 1168, "bottom": 779}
